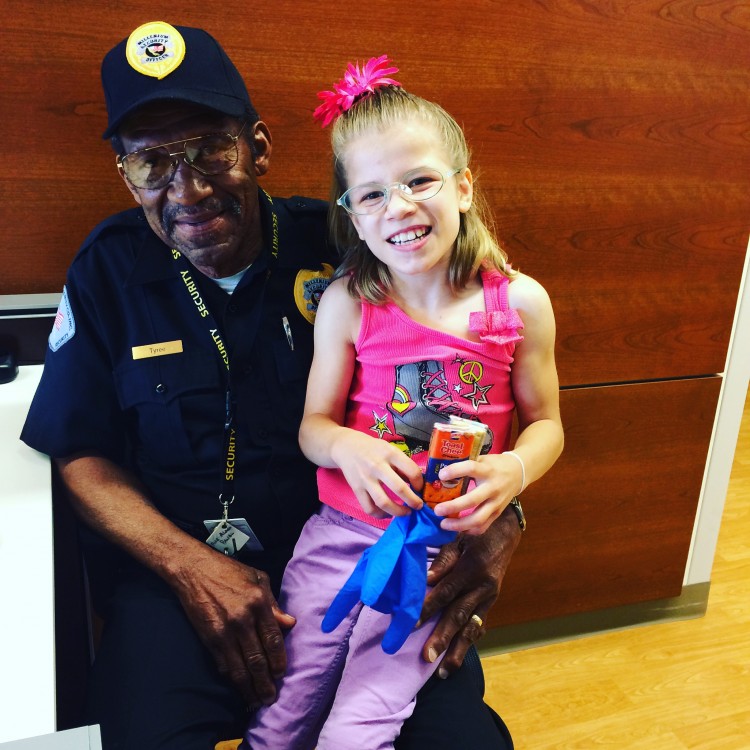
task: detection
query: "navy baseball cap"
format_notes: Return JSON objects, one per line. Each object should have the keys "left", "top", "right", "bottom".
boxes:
{"left": 101, "top": 21, "right": 258, "bottom": 138}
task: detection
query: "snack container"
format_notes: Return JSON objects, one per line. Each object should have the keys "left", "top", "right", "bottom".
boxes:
{"left": 422, "top": 418, "right": 489, "bottom": 509}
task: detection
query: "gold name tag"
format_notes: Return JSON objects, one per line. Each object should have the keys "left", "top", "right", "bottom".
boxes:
{"left": 132, "top": 340, "right": 184, "bottom": 360}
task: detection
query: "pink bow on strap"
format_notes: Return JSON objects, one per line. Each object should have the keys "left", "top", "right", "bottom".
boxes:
{"left": 468, "top": 310, "right": 524, "bottom": 345}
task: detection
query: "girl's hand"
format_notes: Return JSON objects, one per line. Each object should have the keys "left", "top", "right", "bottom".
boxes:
{"left": 330, "top": 429, "right": 424, "bottom": 518}
{"left": 431, "top": 452, "right": 524, "bottom": 534}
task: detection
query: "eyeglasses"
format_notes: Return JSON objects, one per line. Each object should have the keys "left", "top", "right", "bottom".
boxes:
{"left": 116, "top": 121, "right": 248, "bottom": 189}
{"left": 336, "top": 167, "right": 463, "bottom": 215}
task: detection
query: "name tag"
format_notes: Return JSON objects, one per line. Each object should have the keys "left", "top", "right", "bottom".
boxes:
{"left": 131, "top": 340, "right": 184, "bottom": 360}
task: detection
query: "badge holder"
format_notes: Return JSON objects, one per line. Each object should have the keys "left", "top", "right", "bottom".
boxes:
{"left": 204, "top": 496, "right": 263, "bottom": 556}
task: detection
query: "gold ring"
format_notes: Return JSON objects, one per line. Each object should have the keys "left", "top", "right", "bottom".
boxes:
{"left": 471, "top": 613, "right": 484, "bottom": 628}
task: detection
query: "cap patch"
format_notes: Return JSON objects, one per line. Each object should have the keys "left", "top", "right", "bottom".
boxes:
{"left": 125, "top": 21, "right": 186, "bottom": 80}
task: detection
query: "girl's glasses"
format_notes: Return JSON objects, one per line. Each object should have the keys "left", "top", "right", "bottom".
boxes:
{"left": 337, "top": 167, "right": 462, "bottom": 215}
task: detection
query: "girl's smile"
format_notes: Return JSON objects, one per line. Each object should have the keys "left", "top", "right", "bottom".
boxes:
{"left": 342, "top": 122, "right": 473, "bottom": 282}
{"left": 386, "top": 225, "right": 431, "bottom": 247}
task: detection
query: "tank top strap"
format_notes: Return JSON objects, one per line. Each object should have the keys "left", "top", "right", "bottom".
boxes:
{"left": 481, "top": 267, "right": 511, "bottom": 313}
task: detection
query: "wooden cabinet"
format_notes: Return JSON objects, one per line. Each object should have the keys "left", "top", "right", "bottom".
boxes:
{"left": 490, "top": 377, "right": 722, "bottom": 628}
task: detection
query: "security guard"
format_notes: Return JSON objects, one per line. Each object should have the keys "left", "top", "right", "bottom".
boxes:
{"left": 24, "top": 195, "right": 333, "bottom": 579}
{"left": 22, "top": 22, "right": 516, "bottom": 750}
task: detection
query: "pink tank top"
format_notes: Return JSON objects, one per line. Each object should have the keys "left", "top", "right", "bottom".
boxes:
{"left": 317, "top": 268, "right": 524, "bottom": 528}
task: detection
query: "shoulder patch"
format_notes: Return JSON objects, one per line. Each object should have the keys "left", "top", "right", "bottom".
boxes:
{"left": 49, "top": 286, "right": 76, "bottom": 351}
{"left": 294, "top": 264, "right": 334, "bottom": 323}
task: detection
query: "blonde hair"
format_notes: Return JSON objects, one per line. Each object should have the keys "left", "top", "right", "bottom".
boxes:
{"left": 328, "top": 86, "right": 513, "bottom": 303}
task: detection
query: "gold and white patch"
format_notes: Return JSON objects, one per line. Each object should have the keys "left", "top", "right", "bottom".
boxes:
{"left": 294, "top": 264, "right": 334, "bottom": 324}
{"left": 125, "top": 21, "right": 186, "bottom": 80}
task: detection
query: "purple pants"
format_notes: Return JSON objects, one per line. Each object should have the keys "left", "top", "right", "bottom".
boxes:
{"left": 244, "top": 505, "right": 444, "bottom": 750}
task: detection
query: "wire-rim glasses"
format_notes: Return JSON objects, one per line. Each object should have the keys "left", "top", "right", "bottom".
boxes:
{"left": 336, "top": 167, "right": 463, "bottom": 215}
{"left": 116, "top": 121, "right": 248, "bottom": 190}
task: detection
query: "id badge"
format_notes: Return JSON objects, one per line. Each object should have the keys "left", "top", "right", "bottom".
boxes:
{"left": 204, "top": 517, "right": 264, "bottom": 555}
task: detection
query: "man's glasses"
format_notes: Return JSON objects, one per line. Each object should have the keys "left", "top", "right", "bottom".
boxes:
{"left": 336, "top": 167, "right": 462, "bottom": 216}
{"left": 117, "top": 121, "right": 248, "bottom": 190}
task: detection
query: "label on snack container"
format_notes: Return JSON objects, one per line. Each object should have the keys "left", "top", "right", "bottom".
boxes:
{"left": 422, "top": 420, "right": 488, "bottom": 508}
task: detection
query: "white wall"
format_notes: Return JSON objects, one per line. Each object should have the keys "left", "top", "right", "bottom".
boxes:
{"left": 686, "top": 236, "right": 750, "bottom": 585}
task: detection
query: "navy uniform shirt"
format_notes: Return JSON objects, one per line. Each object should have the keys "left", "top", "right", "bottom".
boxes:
{"left": 22, "top": 191, "right": 336, "bottom": 577}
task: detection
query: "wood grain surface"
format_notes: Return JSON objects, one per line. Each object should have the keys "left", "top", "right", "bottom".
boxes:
{"left": 2, "top": 1, "right": 747, "bottom": 386}
{"left": 483, "top": 386, "right": 750, "bottom": 749}
{"left": 488, "top": 375, "right": 722, "bottom": 626}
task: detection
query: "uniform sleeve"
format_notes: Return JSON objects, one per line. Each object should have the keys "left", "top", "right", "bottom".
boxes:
{"left": 21, "top": 267, "right": 128, "bottom": 461}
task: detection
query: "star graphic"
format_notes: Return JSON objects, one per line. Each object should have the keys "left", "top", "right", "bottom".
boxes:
{"left": 453, "top": 383, "right": 463, "bottom": 393}
{"left": 370, "top": 411, "right": 393, "bottom": 438}
{"left": 463, "top": 382, "right": 493, "bottom": 410}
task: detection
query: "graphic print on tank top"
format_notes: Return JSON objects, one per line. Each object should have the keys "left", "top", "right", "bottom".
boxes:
{"left": 382, "top": 357, "right": 494, "bottom": 458}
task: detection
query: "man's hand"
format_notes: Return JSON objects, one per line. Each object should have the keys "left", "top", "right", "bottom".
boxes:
{"left": 55, "top": 453, "right": 296, "bottom": 707}
{"left": 173, "top": 550, "right": 296, "bottom": 707}
{"left": 419, "top": 505, "right": 521, "bottom": 676}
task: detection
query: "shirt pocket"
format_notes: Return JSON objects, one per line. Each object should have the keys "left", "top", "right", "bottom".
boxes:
{"left": 114, "top": 351, "right": 223, "bottom": 469}
{"left": 272, "top": 337, "right": 309, "bottom": 384}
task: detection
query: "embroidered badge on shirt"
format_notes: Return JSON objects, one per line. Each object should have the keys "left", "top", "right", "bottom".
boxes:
{"left": 49, "top": 286, "right": 75, "bottom": 352}
{"left": 294, "top": 263, "right": 334, "bottom": 324}
{"left": 125, "top": 21, "right": 186, "bottom": 80}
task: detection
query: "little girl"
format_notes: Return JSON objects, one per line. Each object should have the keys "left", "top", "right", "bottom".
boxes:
{"left": 244, "top": 57, "right": 563, "bottom": 750}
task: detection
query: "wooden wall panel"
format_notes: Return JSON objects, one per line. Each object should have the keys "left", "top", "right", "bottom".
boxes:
{"left": 1, "top": 1, "right": 748, "bottom": 386}
{"left": 487, "top": 376, "right": 722, "bottom": 627}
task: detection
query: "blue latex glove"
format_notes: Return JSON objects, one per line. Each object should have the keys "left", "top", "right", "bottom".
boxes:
{"left": 321, "top": 505, "right": 457, "bottom": 654}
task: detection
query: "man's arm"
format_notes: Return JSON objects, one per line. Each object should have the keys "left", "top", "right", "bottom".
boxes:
{"left": 56, "top": 452, "right": 294, "bottom": 706}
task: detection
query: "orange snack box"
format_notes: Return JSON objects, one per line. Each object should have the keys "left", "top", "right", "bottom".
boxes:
{"left": 422, "top": 418, "right": 488, "bottom": 510}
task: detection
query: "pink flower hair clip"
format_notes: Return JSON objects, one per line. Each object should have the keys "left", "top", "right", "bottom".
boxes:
{"left": 313, "top": 55, "right": 401, "bottom": 127}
